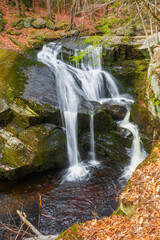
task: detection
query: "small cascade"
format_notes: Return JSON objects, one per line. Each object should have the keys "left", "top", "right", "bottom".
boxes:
{"left": 120, "top": 109, "right": 147, "bottom": 179}
{"left": 37, "top": 42, "right": 147, "bottom": 181}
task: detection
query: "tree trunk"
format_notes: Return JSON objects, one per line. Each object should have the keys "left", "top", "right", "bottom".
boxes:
{"left": 20, "top": 0, "right": 26, "bottom": 17}
{"left": 155, "top": 0, "right": 159, "bottom": 43}
{"left": 70, "top": 0, "right": 77, "bottom": 29}
{"left": 32, "top": 0, "right": 35, "bottom": 11}
{"left": 15, "top": 0, "right": 21, "bottom": 16}
{"left": 150, "top": 17, "right": 156, "bottom": 45}
{"left": 136, "top": 1, "right": 153, "bottom": 60}
{"left": 46, "top": 0, "right": 52, "bottom": 20}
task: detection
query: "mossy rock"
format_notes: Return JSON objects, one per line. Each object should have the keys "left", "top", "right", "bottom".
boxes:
{"left": 11, "top": 19, "right": 23, "bottom": 28}
{"left": 46, "top": 20, "right": 55, "bottom": 30}
{"left": 18, "top": 123, "right": 57, "bottom": 151}
{"left": 0, "top": 128, "right": 13, "bottom": 144}
{"left": 0, "top": 48, "right": 44, "bottom": 103}
{"left": 131, "top": 102, "right": 153, "bottom": 135}
{"left": 3, "top": 136, "right": 36, "bottom": 168}
{"left": 31, "top": 31, "right": 60, "bottom": 41}
{"left": 25, "top": 100, "right": 62, "bottom": 125}
{"left": 15, "top": 21, "right": 24, "bottom": 29}
{"left": 10, "top": 98, "right": 40, "bottom": 125}
{"left": 55, "top": 20, "right": 69, "bottom": 31}
{"left": 24, "top": 17, "right": 34, "bottom": 28}
{"left": 0, "top": 99, "right": 13, "bottom": 125}
{"left": 7, "top": 117, "right": 29, "bottom": 137}
{"left": 0, "top": 124, "right": 67, "bottom": 180}
{"left": 79, "top": 126, "right": 131, "bottom": 163}
{"left": 94, "top": 109, "right": 116, "bottom": 134}
{"left": 31, "top": 18, "right": 46, "bottom": 29}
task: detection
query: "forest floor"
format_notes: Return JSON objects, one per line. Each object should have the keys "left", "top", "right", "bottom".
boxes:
{"left": 0, "top": 0, "right": 96, "bottom": 52}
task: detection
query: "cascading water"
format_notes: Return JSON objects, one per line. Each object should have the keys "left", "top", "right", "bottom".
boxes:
{"left": 119, "top": 108, "right": 147, "bottom": 179}
{"left": 37, "top": 42, "right": 147, "bottom": 181}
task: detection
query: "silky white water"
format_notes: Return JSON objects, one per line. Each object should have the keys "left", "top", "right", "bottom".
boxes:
{"left": 37, "top": 42, "right": 147, "bottom": 180}
{"left": 120, "top": 109, "right": 147, "bottom": 179}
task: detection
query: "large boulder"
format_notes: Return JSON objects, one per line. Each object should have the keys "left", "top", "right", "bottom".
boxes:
{"left": 100, "top": 102, "right": 127, "bottom": 120}
{"left": 94, "top": 109, "right": 116, "bottom": 135}
{"left": 0, "top": 124, "right": 66, "bottom": 180}
{"left": 46, "top": 20, "right": 55, "bottom": 30}
{"left": 55, "top": 20, "right": 69, "bottom": 30}
{"left": 31, "top": 18, "right": 46, "bottom": 29}
{"left": 11, "top": 19, "right": 23, "bottom": 28}
{"left": 24, "top": 17, "right": 34, "bottom": 28}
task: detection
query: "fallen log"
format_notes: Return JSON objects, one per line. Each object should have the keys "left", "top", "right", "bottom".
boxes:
{"left": 16, "top": 210, "right": 59, "bottom": 240}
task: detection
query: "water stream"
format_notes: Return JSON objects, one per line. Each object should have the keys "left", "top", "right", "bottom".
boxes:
{"left": 37, "top": 42, "right": 147, "bottom": 180}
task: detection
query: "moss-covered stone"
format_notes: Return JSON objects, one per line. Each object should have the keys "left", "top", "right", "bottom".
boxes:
{"left": 11, "top": 19, "right": 23, "bottom": 28}
{"left": 24, "top": 17, "right": 34, "bottom": 28}
{"left": 26, "top": 101, "right": 62, "bottom": 125}
{"left": 3, "top": 137, "right": 35, "bottom": 168}
{"left": 46, "top": 20, "right": 55, "bottom": 30}
{"left": 0, "top": 129, "right": 13, "bottom": 144}
{"left": 31, "top": 18, "right": 46, "bottom": 29}
{"left": 31, "top": 31, "right": 60, "bottom": 41}
{"left": 55, "top": 20, "right": 69, "bottom": 31}
{"left": 10, "top": 98, "right": 40, "bottom": 125}
{"left": 15, "top": 21, "right": 24, "bottom": 29}
{"left": 7, "top": 117, "right": 29, "bottom": 136}
{"left": 0, "top": 123, "right": 67, "bottom": 180}
{"left": 131, "top": 102, "right": 153, "bottom": 135}
{"left": 0, "top": 99, "right": 13, "bottom": 125}
{"left": 18, "top": 124, "right": 56, "bottom": 151}
{"left": 94, "top": 109, "right": 116, "bottom": 134}
{"left": 0, "top": 48, "right": 44, "bottom": 103}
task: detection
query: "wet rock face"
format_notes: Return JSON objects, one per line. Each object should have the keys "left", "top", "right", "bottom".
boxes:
{"left": 100, "top": 102, "right": 127, "bottom": 121}
{"left": 79, "top": 127, "right": 132, "bottom": 164}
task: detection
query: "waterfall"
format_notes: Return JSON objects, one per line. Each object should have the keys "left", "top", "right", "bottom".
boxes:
{"left": 120, "top": 109, "right": 147, "bottom": 179}
{"left": 37, "top": 42, "right": 147, "bottom": 180}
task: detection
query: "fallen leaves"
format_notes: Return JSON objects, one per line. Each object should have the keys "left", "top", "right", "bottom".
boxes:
{"left": 59, "top": 141, "right": 160, "bottom": 239}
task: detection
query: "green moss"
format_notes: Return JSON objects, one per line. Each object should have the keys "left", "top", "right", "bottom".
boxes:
{"left": 0, "top": 48, "right": 43, "bottom": 103}
{"left": 57, "top": 223, "right": 84, "bottom": 240}
{"left": 134, "top": 59, "right": 149, "bottom": 101}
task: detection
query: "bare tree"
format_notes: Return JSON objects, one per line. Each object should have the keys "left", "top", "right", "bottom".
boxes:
{"left": 136, "top": 1, "right": 153, "bottom": 60}
{"left": 46, "top": 0, "right": 52, "bottom": 20}
{"left": 14, "top": 0, "right": 25, "bottom": 17}
{"left": 70, "top": 0, "right": 77, "bottom": 29}
{"left": 155, "top": 0, "right": 159, "bottom": 43}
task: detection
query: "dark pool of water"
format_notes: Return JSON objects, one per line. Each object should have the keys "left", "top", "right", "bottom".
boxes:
{"left": 0, "top": 158, "right": 126, "bottom": 238}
